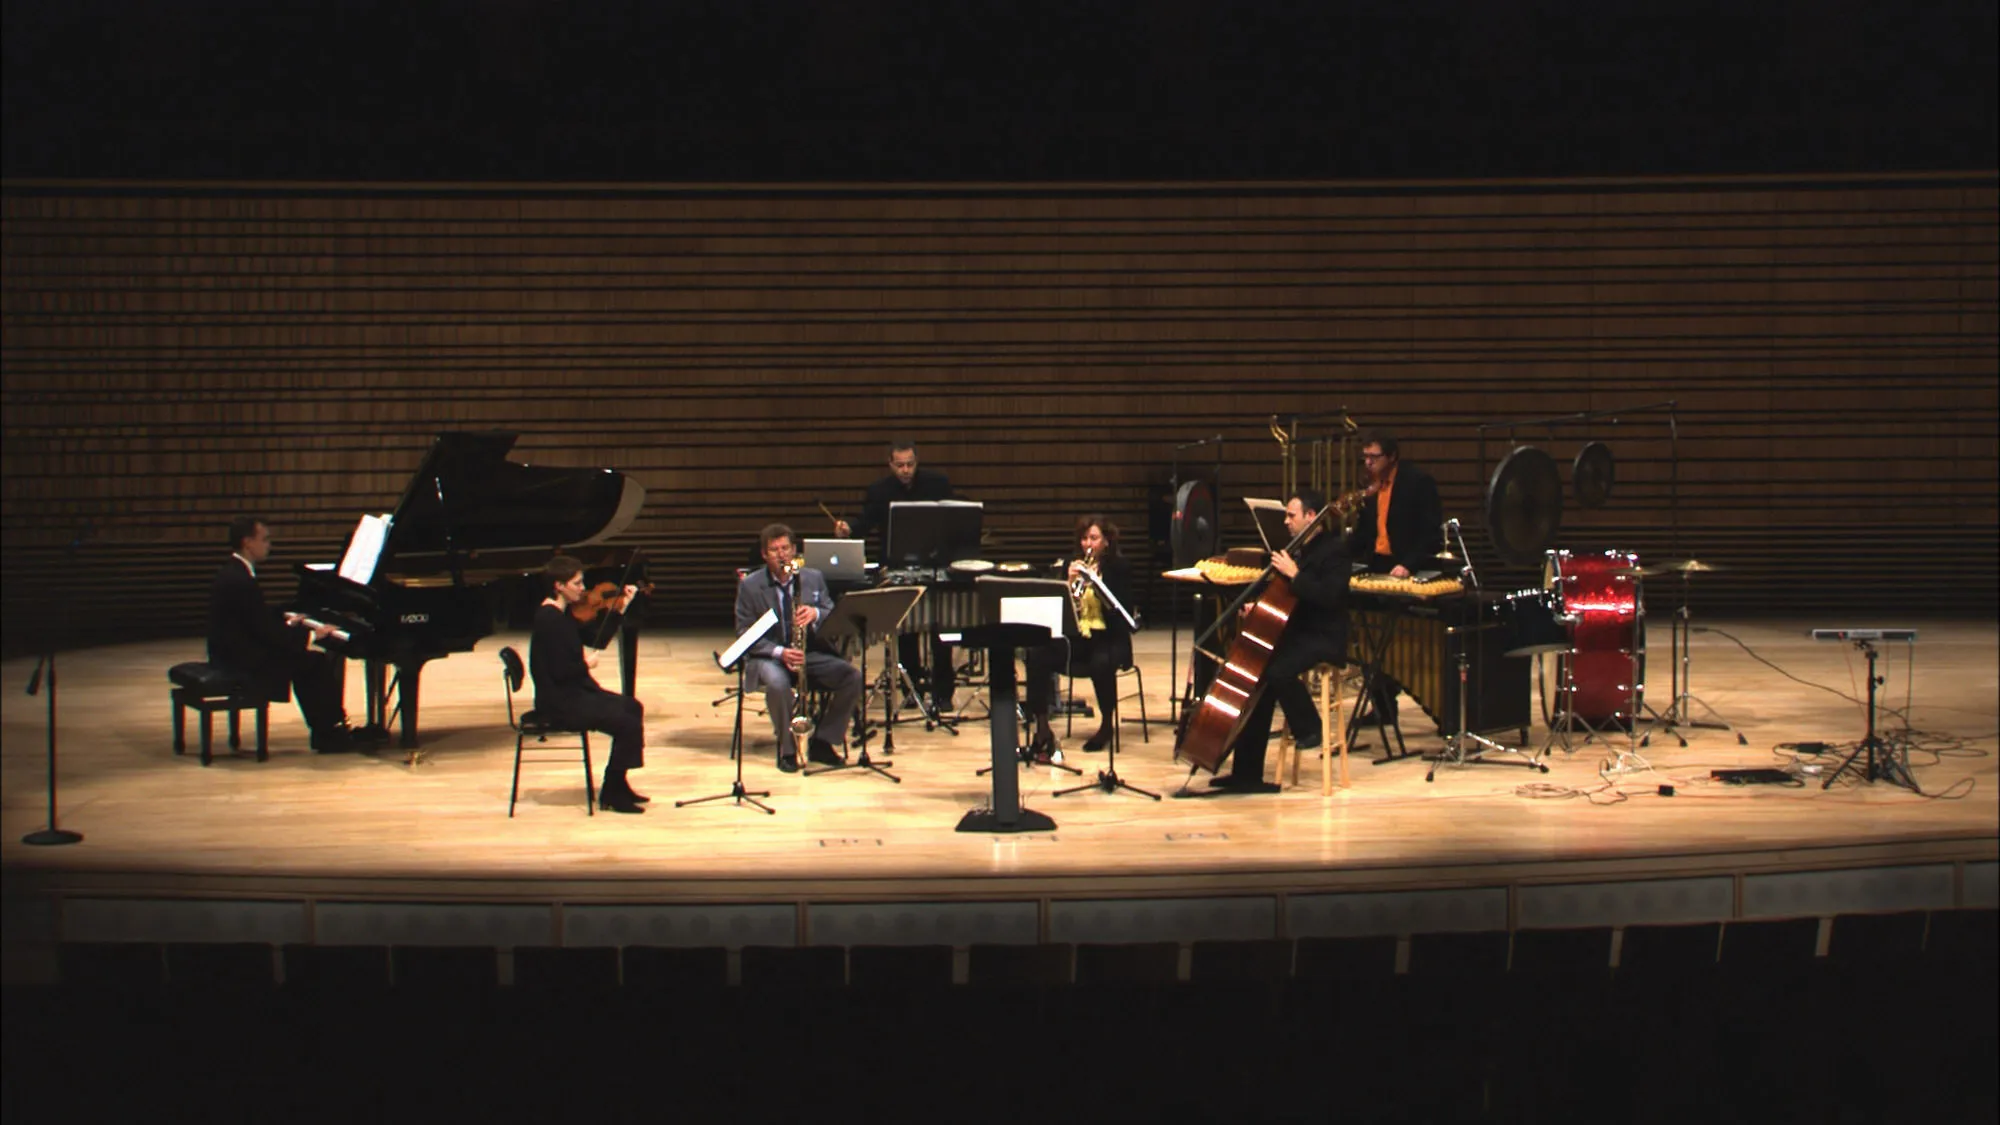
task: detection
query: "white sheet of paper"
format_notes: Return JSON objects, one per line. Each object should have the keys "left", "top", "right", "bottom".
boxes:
{"left": 999, "top": 595, "right": 1063, "bottom": 635}
{"left": 718, "top": 608, "right": 779, "bottom": 670}
{"left": 337, "top": 513, "right": 392, "bottom": 583}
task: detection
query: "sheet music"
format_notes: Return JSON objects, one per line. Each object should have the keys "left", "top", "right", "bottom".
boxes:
{"left": 1242, "top": 497, "right": 1287, "bottom": 552}
{"left": 1000, "top": 595, "right": 1064, "bottom": 634}
{"left": 718, "top": 608, "right": 778, "bottom": 670}
{"left": 337, "top": 513, "right": 392, "bottom": 583}
{"left": 1080, "top": 568, "right": 1138, "bottom": 630}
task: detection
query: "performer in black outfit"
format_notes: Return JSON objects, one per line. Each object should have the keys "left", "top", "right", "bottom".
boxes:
{"left": 1025, "top": 515, "right": 1135, "bottom": 759}
{"left": 531, "top": 555, "right": 649, "bottom": 813}
{"left": 833, "top": 439, "right": 959, "bottom": 712}
{"left": 207, "top": 516, "right": 362, "bottom": 752}
{"left": 1207, "top": 490, "right": 1351, "bottom": 794}
{"left": 1341, "top": 430, "right": 1442, "bottom": 727}
{"left": 733, "top": 524, "right": 863, "bottom": 773}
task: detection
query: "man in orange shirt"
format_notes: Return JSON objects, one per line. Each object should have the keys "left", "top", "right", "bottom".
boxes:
{"left": 1344, "top": 431, "right": 1443, "bottom": 578}
{"left": 1342, "top": 431, "right": 1444, "bottom": 730}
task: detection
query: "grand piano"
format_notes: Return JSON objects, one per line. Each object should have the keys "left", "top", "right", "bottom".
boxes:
{"left": 294, "top": 431, "right": 647, "bottom": 751}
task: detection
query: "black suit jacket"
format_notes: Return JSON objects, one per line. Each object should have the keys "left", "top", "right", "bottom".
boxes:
{"left": 530, "top": 604, "right": 611, "bottom": 719}
{"left": 1345, "top": 461, "right": 1443, "bottom": 573}
{"left": 206, "top": 557, "right": 310, "bottom": 702}
{"left": 1070, "top": 552, "right": 1137, "bottom": 668}
{"left": 1280, "top": 528, "right": 1350, "bottom": 662}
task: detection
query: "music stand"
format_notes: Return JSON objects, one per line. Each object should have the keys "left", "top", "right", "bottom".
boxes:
{"left": 805, "top": 587, "right": 922, "bottom": 784}
{"left": 978, "top": 580, "right": 1084, "bottom": 779}
{"left": 956, "top": 577, "right": 1061, "bottom": 833}
{"left": 885, "top": 500, "right": 983, "bottom": 568}
{"left": 678, "top": 611, "right": 778, "bottom": 815}
{"left": 1816, "top": 629, "right": 1919, "bottom": 792}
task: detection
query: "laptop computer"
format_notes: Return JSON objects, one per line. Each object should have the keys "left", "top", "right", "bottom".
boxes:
{"left": 802, "top": 538, "right": 868, "bottom": 582}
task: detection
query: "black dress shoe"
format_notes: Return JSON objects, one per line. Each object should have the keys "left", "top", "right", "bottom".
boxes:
{"left": 776, "top": 754, "right": 800, "bottom": 774}
{"left": 309, "top": 729, "right": 357, "bottom": 753}
{"left": 807, "top": 738, "right": 844, "bottom": 766}
{"left": 1081, "top": 727, "right": 1113, "bottom": 753}
{"left": 610, "top": 778, "right": 651, "bottom": 803}
{"left": 1206, "top": 775, "right": 1280, "bottom": 795}
{"left": 1028, "top": 729, "right": 1058, "bottom": 764}
{"left": 598, "top": 790, "right": 646, "bottom": 814}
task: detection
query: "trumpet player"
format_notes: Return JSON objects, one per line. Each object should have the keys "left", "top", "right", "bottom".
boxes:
{"left": 734, "top": 524, "right": 862, "bottom": 773}
{"left": 1025, "top": 515, "right": 1136, "bottom": 760}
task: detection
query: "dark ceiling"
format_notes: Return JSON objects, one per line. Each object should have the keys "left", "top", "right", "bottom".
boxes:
{"left": 4, "top": 0, "right": 1995, "bottom": 181}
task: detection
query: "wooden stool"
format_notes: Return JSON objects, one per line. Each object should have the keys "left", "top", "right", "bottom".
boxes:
{"left": 169, "top": 662, "right": 269, "bottom": 766}
{"left": 1274, "top": 662, "right": 1352, "bottom": 794}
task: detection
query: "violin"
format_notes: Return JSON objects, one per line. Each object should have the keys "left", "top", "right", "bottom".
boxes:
{"left": 569, "top": 580, "right": 654, "bottom": 624}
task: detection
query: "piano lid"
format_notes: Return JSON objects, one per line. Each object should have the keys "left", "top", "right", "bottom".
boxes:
{"left": 378, "top": 431, "right": 646, "bottom": 573}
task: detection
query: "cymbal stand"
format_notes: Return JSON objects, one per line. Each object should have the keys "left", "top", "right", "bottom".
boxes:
{"left": 1647, "top": 571, "right": 1746, "bottom": 746}
{"left": 1821, "top": 639, "right": 1916, "bottom": 792}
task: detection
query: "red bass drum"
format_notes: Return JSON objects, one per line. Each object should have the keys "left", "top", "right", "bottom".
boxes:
{"left": 1546, "top": 549, "right": 1644, "bottom": 726}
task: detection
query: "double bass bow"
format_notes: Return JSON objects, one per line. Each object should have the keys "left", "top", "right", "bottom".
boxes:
{"left": 1172, "top": 488, "right": 1371, "bottom": 775}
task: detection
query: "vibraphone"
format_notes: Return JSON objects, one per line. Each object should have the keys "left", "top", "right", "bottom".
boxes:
{"left": 1171, "top": 557, "right": 1529, "bottom": 747}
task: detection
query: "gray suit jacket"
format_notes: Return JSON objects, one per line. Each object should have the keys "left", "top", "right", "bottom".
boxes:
{"left": 734, "top": 565, "right": 838, "bottom": 661}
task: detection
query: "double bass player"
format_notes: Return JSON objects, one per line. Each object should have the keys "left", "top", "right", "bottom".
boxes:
{"left": 1183, "top": 488, "right": 1352, "bottom": 795}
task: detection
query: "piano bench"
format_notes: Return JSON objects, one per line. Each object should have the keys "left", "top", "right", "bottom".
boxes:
{"left": 1276, "top": 662, "right": 1356, "bottom": 795}
{"left": 169, "top": 663, "right": 269, "bottom": 767}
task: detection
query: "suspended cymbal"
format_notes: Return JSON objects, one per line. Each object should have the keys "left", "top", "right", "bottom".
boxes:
{"left": 1656, "top": 558, "right": 1728, "bottom": 573}
{"left": 1614, "top": 559, "right": 1727, "bottom": 578}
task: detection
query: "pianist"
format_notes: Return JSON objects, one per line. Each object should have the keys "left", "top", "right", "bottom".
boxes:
{"left": 733, "top": 524, "right": 862, "bottom": 773}
{"left": 833, "top": 438, "right": 958, "bottom": 714}
{"left": 208, "top": 516, "right": 362, "bottom": 752}
{"left": 1201, "top": 490, "right": 1351, "bottom": 795}
{"left": 1024, "top": 515, "right": 1136, "bottom": 760}
{"left": 533, "top": 556, "right": 650, "bottom": 813}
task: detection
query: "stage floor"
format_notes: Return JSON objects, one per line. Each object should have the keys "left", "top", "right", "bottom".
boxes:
{"left": 3, "top": 617, "right": 1994, "bottom": 906}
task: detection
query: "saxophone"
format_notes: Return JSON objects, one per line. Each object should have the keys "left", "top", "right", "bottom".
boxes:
{"left": 784, "top": 558, "right": 814, "bottom": 743}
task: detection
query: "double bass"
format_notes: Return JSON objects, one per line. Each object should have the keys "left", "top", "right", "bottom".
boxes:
{"left": 1173, "top": 489, "right": 1369, "bottom": 774}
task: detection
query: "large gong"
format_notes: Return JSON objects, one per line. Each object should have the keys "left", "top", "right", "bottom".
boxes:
{"left": 1573, "top": 441, "right": 1615, "bottom": 509}
{"left": 1172, "top": 479, "right": 1218, "bottom": 567}
{"left": 1486, "top": 446, "right": 1563, "bottom": 567}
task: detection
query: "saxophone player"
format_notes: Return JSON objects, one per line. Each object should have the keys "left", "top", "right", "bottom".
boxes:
{"left": 1024, "top": 515, "right": 1136, "bottom": 760}
{"left": 734, "top": 524, "right": 862, "bottom": 773}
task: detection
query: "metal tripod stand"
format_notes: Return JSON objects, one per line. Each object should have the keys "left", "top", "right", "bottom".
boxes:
{"left": 1822, "top": 638, "right": 1916, "bottom": 792}
{"left": 1426, "top": 520, "right": 1546, "bottom": 781}
{"left": 1645, "top": 565, "right": 1746, "bottom": 747}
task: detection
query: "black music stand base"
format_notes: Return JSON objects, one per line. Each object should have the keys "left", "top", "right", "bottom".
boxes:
{"left": 676, "top": 780, "right": 775, "bottom": 815}
{"left": 1053, "top": 717, "right": 1159, "bottom": 800}
{"left": 956, "top": 807, "right": 1057, "bottom": 833}
{"left": 806, "top": 748, "right": 901, "bottom": 784}
{"left": 679, "top": 660, "right": 777, "bottom": 814}
{"left": 23, "top": 828, "right": 83, "bottom": 847}
{"left": 1822, "top": 640, "right": 1917, "bottom": 793}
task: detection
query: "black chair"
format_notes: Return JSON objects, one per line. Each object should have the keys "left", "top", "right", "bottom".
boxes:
{"left": 848, "top": 944, "right": 954, "bottom": 990}
{"left": 966, "top": 942, "right": 1073, "bottom": 987}
{"left": 500, "top": 646, "right": 594, "bottom": 817}
{"left": 739, "top": 945, "right": 845, "bottom": 989}
{"left": 169, "top": 662, "right": 268, "bottom": 765}
{"left": 281, "top": 943, "right": 390, "bottom": 994}
{"left": 164, "top": 942, "right": 277, "bottom": 992}
{"left": 621, "top": 945, "right": 729, "bottom": 991}
{"left": 511, "top": 946, "right": 620, "bottom": 996}
{"left": 1073, "top": 940, "right": 1180, "bottom": 985}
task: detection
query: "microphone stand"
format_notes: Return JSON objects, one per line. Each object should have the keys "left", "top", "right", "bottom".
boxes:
{"left": 1425, "top": 519, "right": 1547, "bottom": 782}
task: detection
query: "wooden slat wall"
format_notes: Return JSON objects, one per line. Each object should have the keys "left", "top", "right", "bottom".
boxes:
{"left": 2, "top": 174, "right": 1995, "bottom": 653}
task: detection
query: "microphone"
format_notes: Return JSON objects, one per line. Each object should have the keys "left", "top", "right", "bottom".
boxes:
{"left": 1176, "top": 434, "right": 1225, "bottom": 451}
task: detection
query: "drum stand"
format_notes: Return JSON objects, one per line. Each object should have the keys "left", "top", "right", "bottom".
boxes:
{"left": 1645, "top": 573, "right": 1747, "bottom": 747}
{"left": 1428, "top": 625, "right": 1548, "bottom": 781}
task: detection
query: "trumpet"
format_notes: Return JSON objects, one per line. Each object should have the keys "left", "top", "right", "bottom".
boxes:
{"left": 1066, "top": 545, "right": 1100, "bottom": 638}
{"left": 784, "top": 558, "right": 813, "bottom": 741}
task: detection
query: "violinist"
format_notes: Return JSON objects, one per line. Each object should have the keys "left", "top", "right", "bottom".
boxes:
{"left": 1201, "top": 489, "right": 1351, "bottom": 794}
{"left": 531, "top": 555, "right": 649, "bottom": 813}
{"left": 1342, "top": 431, "right": 1441, "bottom": 728}
{"left": 1024, "top": 516, "right": 1135, "bottom": 760}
